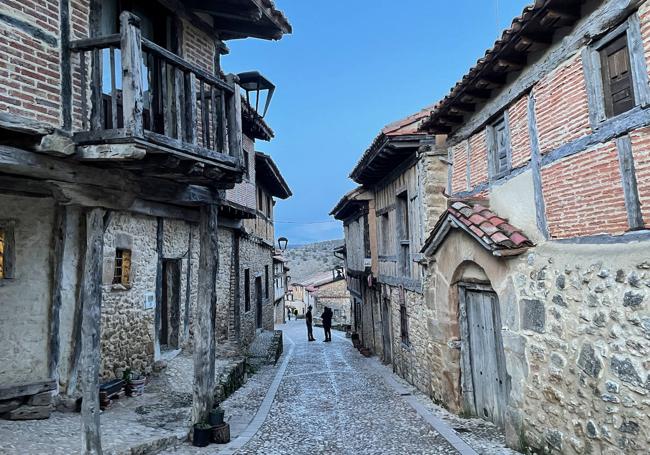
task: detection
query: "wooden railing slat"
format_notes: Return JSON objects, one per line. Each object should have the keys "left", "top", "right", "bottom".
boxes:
{"left": 109, "top": 47, "right": 118, "bottom": 129}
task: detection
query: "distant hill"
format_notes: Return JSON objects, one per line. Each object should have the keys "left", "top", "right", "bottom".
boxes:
{"left": 284, "top": 239, "right": 344, "bottom": 282}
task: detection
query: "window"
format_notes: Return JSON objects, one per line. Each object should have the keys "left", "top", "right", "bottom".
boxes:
{"left": 244, "top": 268, "right": 251, "bottom": 312}
{"left": 400, "top": 301, "right": 409, "bottom": 345}
{"left": 264, "top": 265, "right": 269, "bottom": 299}
{"left": 0, "top": 222, "right": 15, "bottom": 280}
{"left": 244, "top": 151, "right": 250, "bottom": 179}
{"left": 380, "top": 213, "right": 390, "bottom": 254}
{"left": 396, "top": 191, "right": 410, "bottom": 277}
{"left": 600, "top": 34, "right": 634, "bottom": 118}
{"left": 487, "top": 115, "right": 511, "bottom": 180}
{"left": 583, "top": 14, "right": 650, "bottom": 125}
{"left": 266, "top": 196, "right": 272, "bottom": 219}
{"left": 112, "top": 249, "right": 132, "bottom": 285}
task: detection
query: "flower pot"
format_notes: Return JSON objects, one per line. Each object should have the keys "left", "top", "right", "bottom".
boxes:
{"left": 126, "top": 378, "right": 146, "bottom": 397}
{"left": 212, "top": 422, "right": 230, "bottom": 444}
{"left": 193, "top": 425, "right": 212, "bottom": 447}
{"left": 209, "top": 408, "right": 225, "bottom": 426}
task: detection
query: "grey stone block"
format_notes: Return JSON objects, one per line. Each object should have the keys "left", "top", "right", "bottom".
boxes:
{"left": 521, "top": 299, "right": 545, "bottom": 333}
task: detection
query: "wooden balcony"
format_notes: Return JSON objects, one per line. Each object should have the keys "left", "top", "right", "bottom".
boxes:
{"left": 69, "top": 12, "right": 244, "bottom": 188}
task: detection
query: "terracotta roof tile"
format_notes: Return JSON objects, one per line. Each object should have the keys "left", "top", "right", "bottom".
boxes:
{"left": 421, "top": 200, "right": 534, "bottom": 256}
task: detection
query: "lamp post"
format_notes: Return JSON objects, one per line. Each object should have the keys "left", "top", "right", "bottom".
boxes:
{"left": 237, "top": 71, "right": 276, "bottom": 118}
{"left": 277, "top": 237, "right": 288, "bottom": 251}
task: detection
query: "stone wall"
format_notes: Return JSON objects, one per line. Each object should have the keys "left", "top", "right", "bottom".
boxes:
{"left": 423, "top": 229, "right": 650, "bottom": 454}
{"left": 100, "top": 212, "right": 158, "bottom": 379}
{"left": 237, "top": 234, "right": 274, "bottom": 348}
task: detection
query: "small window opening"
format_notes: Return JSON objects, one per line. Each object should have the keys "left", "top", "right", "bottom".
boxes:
{"left": 113, "top": 248, "right": 132, "bottom": 285}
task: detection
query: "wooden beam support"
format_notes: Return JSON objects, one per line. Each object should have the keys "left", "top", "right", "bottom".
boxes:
{"left": 0, "top": 112, "right": 54, "bottom": 136}
{"left": 48, "top": 205, "right": 67, "bottom": 384}
{"left": 226, "top": 75, "right": 243, "bottom": 165}
{"left": 120, "top": 12, "right": 144, "bottom": 138}
{"left": 77, "top": 144, "right": 147, "bottom": 161}
{"left": 192, "top": 204, "right": 219, "bottom": 425}
{"left": 36, "top": 133, "right": 76, "bottom": 157}
{"left": 80, "top": 208, "right": 105, "bottom": 455}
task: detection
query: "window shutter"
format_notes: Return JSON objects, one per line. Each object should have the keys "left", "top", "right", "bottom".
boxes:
{"left": 600, "top": 34, "right": 635, "bottom": 117}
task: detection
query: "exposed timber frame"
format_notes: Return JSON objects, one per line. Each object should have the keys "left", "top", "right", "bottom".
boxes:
{"left": 192, "top": 205, "right": 219, "bottom": 424}
{"left": 80, "top": 208, "right": 105, "bottom": 454}
{"left": 48, "top": 205, "right": 67, "bottom": 384}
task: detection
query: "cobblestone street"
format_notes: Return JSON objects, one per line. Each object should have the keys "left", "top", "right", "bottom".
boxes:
{"left": 164, "top": 321, "right": 518, "bottom": 455}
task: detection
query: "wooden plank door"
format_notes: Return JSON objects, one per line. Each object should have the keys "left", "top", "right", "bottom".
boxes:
{"left": 465, "top": 289, "right": 507, "bottom": 428}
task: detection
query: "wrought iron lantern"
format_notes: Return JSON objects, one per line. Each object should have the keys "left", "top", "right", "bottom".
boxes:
{"left": 278, "top": 237, "right": 288, "bottom": 251}
{"left": 237, "top": 71, "right": 276, "bottom": 118}
{"left": 334, "top": 265, "right": 344, "bottom": 279}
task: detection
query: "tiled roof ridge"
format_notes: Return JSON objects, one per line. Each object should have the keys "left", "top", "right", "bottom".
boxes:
{"left": 447, "top": 200, "right": 534, "bottom": 250}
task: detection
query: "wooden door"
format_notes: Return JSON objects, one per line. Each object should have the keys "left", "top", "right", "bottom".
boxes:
{"left": 161, "top": 259, "right": 181, "bottom": 349}
{"left": 464, "top": 289, "right": 508, "bottom": 427}
{"left": 256, "top": 276, "right": 263, "bottom": 329}
{"left": 381, "top": 297, "right": 392, "bottom": 364}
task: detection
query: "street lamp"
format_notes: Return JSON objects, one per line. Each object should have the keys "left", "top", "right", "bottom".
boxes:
{"left": 277, "top": 237, "right": 288, "bottom": 251}
{"left": 334, "top": 265, "right": 344, "bottom": 279}
{"left": 237, "top": 71, "right": 276, "bottom": 118}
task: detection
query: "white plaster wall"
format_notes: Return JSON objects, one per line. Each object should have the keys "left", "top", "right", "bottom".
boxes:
{"left": 490, "top": 170, "right": 544, "bottom": 243}
{"left": 0, "top": 195, "right": 54, "bottom": 385}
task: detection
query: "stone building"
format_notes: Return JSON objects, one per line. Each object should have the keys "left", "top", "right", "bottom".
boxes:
{"left": 0, "top": 0, "right": 291, "bottom": 448}
{"left": 332, "top": 108, "right": 447, "bottom": 369}
{"left": 272, "top": 253, "right": 290, "bottom": 324}
{"left": 335, "top": 0, "right": 650, "bottom": 453}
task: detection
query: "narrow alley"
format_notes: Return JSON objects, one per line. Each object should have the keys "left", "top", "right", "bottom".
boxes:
{"left": 164, "top": 322, "right": 518, "bottom": 455}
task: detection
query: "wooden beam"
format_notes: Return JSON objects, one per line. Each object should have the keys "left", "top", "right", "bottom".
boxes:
{"left": 77, "top": 144, "right": 147, "bottom": 161}
{"left": 48, "top": 205, "right": 67, "bottom": 384}
{"left": 226, "top": 75, "right": 243, "bottom": 165}
{"left": 0, "top": 112, "right": 53, "bottom": 136}
{"left": 120, "top": 12, "right": 144, "bottom": 138}
{"left": 154, "top": 218, "right": 164, "bottom": 360}
{"left": 0, "top": 380, "right": 56, "bottom": 401}
{"left": 192, "top": 204, "right": 219, "bottom": 425}
{"left": 80, "top": 208, "right": 105, "bottom": 454}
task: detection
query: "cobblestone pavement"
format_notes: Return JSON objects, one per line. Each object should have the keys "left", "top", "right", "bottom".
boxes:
{"left": 162, "top": 321, "right": 517, "bottom": 455}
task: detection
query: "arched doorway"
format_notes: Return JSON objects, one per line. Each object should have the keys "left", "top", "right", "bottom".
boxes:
{"left": 455, "top": 265, "right": 509, "bottom": 428}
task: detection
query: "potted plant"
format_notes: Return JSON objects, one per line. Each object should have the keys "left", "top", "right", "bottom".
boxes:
{"left": 193, "top": 423, "right": 212, "bottom": 447}
{"left": 209, "top": 405, "right": 225, "bottom": 426}
{"left": 124, "top": 368, "right": 146, "bottom": 397}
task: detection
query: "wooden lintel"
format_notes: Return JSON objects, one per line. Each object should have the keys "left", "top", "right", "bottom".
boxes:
{"left": 77, "top": 143, "right": 147, "bottom": 161}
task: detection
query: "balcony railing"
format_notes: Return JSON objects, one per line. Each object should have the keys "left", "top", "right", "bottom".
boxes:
{"left": 69, "top": 12, "right": 243, "bottom": 169}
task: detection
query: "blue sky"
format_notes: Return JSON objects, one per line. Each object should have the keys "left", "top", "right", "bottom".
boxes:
{"left": 223, "top": 0, "right": 531, "bottom": 246}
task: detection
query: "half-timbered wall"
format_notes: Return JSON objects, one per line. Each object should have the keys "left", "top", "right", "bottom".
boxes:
{"left": 374, "top": 162, "right": 424, "bottom": 288}
{"left": 344, "top": 215, "right": 366, "bottom": 273}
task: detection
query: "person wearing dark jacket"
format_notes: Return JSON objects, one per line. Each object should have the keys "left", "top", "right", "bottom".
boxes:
{"left": 306, "top": 305, "right": 315, "bottom": 341}
{"left": 321, "top": 306, "right": 333, "bottom": 342}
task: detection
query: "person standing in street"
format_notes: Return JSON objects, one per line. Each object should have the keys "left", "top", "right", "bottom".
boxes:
{"left": 287, "top": 307, "right": 292, "bottom": 321}
{"left": 306, "top": 305, "right": 315, "bottom": 341}
{"left": 321, "top": 306, "right": 333, "bottom": 342}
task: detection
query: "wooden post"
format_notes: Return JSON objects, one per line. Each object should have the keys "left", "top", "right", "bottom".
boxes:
{"left": 225, "top": 75, "right": 243, "bottom": 163}
{"left": 80, "top": 208, "right": 105, "bottom": 455}
{"left": 192, "top": 204, "right": 219, "bottom": 425}
{"left": 48, "top": 205, "right": 67, "bottom": 383}
{"left": 154, "top": 218, "right": 164, "bottom": 360}
{"left": 120, "top": 11, "right": 144, "bottom": 138}
{"left": 184, "top": 72, "right": 197, "bottom": 145}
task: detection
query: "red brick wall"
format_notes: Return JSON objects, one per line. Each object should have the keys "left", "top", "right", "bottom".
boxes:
{"left": 0, "top": 0, "right": 61, "bottom": 126}
{"left": 628, "top": 127, "right": 650, "bottom": 228}
{"left": 469, "top": 129, "right": 488, "bottom": 187}
{"left": 451, "top": 142, "right": 468, "bottom": 194}
{"left": 639, "top": 1, "right": 650, "bottom": 75}
{"left": 541, "top": 141, "right": 629, "bottom": 238}
{"left": 508, "top": 95, "right": 531, "bottom": 168}
{"left": 533, "top": 54, "right": 591, "bottom": 155}
{"left": 182, "top": 21, "right": 215, "bottom": 73}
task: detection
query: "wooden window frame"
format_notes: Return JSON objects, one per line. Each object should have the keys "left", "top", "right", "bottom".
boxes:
{"left": 0, "top": 220, "right": 16, "bottom": 281}
{"left": 244, "top": 268, "right": 251, "bottom": 312}
{"left": 582, "top": 13, "right": 650, "bottom": 127}
{"left": 486, "top": 113, "right": 512, "bottom": 181}
{"left": 112, "top": 248, "right": 132, "bottom": 286}
{"left": 396, "top": 190, "right": 411, "bottom": 277}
